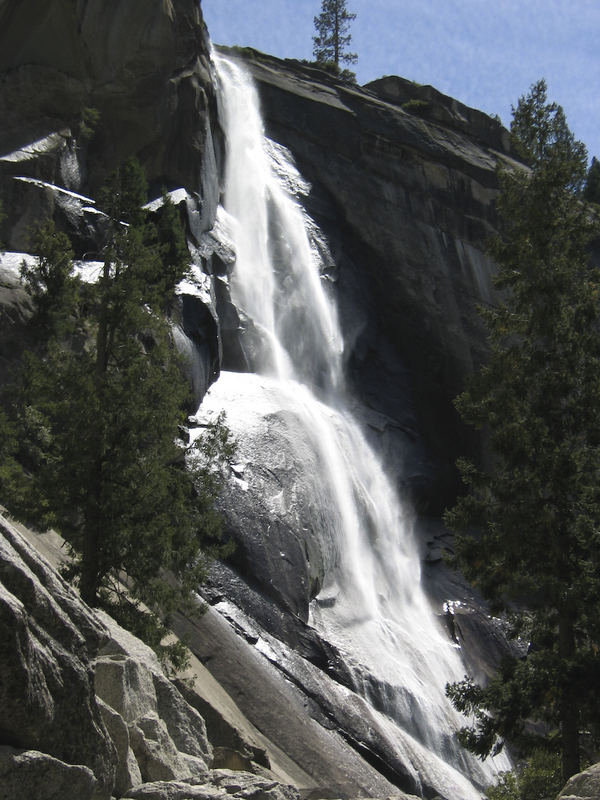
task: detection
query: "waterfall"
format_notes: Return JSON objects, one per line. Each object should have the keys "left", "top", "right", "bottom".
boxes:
{"left": 205, "top": 51, "right": 510, "bottom": 799}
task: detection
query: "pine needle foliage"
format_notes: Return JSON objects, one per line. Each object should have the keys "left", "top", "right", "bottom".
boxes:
{"left": 1, "top": 160, "right": 233, "bottom": 665}
{"left": 444, "top": 80, "right": 600, "bottom": 782}
{"left": 486, "top": 750, "right": 562, "bottom": 800}
{"left": 313, "top": 0, "right": 357, "bottom": 67}
{"left": 584, "top": 157, "right": 600, "bottom": 206}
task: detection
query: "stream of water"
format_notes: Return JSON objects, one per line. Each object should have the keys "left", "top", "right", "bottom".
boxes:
{"left": 208, "top": 51, "right": 509, "bottom": 799}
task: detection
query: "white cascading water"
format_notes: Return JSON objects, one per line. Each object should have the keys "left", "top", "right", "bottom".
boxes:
{"left": 208, "top": 52, "right": 510, "bottom": 799}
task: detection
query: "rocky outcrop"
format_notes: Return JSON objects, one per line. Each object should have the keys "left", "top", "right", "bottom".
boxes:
{"left": 0, "top": 511, "right": 424, "bottom": 800}
{"left": 365, "top": 75, "right": 510, "bottom": 154}
{"left": 0, "top": 0, "right": 222, "bottom": 252}
{"left": 0, "top": 514, "right": 116, "bottom": 799}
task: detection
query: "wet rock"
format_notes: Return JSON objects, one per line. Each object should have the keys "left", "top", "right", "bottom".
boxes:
{"left": 224, "top": 46, "right": 519, "bottom": 480}
{"left": 195, "top": 372, "right": 338, "bottom": 621}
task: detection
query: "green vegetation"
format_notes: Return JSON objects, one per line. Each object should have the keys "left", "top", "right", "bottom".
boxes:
{"left": 79, "top": 106, "right": 100, "bottom": 141}
{"left": 584, "top": 156, "right": 600, "bottom": 205}
{"left": 487, "top": 750, "right": 562, "bottom": 800}
{"left": 313, "top": 0, "right": 357, "bottom": 69}
{"left": 401, "top": 99, "right": 431, "bottom": 115}
{"left": 1, "top": 160, "right": 233, "bottom": 667}
{"left": 300, "top": 58, "right": 357, "bottom": 83}
{"left": 444, "top": 79, "right": 600, "bottom": 782}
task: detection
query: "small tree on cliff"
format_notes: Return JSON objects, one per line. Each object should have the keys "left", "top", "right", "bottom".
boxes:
{"left": 444, "top": 80, "right": 600, "bottom": 782}
{"left": 5, "top": 161, "right": 233, "bottom": 660}
{"left": 313, "top": 0, "right": 357, "bottom": 68}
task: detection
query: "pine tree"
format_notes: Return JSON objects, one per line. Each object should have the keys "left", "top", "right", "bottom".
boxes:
{"left": 313, "top": 0, "right": 357, "bottom": 68}
{"left": 444, "top": 80, "right": 600, "bottom": 782}
{"left": 584, "top": 156, "right": 600, "bottom": 205}
{"left": 20, "top": 221, "right": 80, "bottom": 340}
{"left": 2, "top": 161, "right": 233, "bottom": 662}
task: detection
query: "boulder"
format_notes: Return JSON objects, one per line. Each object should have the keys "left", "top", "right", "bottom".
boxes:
{"left": 557, "top": 762, "right": 600, "bottom": 799}
{"left": 96, "top": 611, "right": 212, "bottom": 766}
{"left": 97, "top": 698, "right": 143, "bottom": 797}
{"left": 128, "top": 712, "right": 204, "bottom": 784}
{"left": 122, "top": 770, "right": 301, "bottom": 800}
{"left": 0, "top": 747, "right": 98, "bottom": 800}
{"left": 94, "top": 610, "right": 211, "bottom": 787}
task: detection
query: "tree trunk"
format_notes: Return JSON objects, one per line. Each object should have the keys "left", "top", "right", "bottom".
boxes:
{"left": 558, "top": 604, "right": 580, "bottom": 780}
{"left": 95, "top": 254, "right": 111, "bottom": 379}
{"left": 80, "top": 521, "right": 100, "bottom": 606}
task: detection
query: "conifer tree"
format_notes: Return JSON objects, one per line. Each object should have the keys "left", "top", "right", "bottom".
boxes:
{"left": 2, "top": 161, "right": 233, "bottom": 662}
{"left": 584, "top": 156, "right": 600, "bottom": 205}
{"left": 313, "top": 0, "right": 357, "bottom": 67}
{"left": 445, "top": 80, "right": 600, "bottom": 782}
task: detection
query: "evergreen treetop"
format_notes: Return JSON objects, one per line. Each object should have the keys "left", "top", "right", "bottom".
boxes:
{"left": 445, "top": 79, "right": 600, "bottom": 782}
{"left": 584, "top": 156, "right": 600, "bottom": 205}
{"left": 313, "top": 0, "right": 357, "bottom": 68}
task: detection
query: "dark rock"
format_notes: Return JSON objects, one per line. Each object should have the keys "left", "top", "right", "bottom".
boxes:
{"left": 177, "top": 292, "right": 221, "bottom": 405}
{"left": 0, "top": 0, "right": 221, "bottom": 250}
{"left": 223, "top": 46, "right": 519, "bottom": 482}
{"left": 365, "top": 75, "right": 511, "bottom": 154}
{"left": 0, "top": 747, "right": 98, "bottom": 800}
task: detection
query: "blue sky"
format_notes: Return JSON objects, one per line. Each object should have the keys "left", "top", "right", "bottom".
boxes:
{"left": 202, "top": 0, "right": 600, "bottom": 163}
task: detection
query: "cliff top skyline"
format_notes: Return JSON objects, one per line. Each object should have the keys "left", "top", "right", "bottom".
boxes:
{"left": 203, "top": 0, "right": 599, "bottom": 162}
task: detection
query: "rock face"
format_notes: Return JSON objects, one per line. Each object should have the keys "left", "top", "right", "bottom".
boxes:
{"left": 227, "top": 48, "right": 521, "bottom": 481}
{"left": 0, "top": 512, "right": 422, "bottom": 800}
{"left": 0, "top": 513, "right": 310, "bottom": 800}
{"left": 0, "top": 0, "right": 222, "bottom": 252}
{"left": 0, "top": 514, "right": 116, "bottom": 799}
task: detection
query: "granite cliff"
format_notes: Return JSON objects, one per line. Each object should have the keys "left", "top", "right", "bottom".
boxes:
{"left": 1, "top": 2, "right": 587, "bottom": 800}
{"left": 225, "top": 48, "right": 521, "bottom": 493}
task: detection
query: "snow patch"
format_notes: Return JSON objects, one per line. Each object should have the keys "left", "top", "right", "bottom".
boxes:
{"left": 12, "top": 176, "right": 95, "bottom": 205}
{"left": 0, "top": 132, "right": 68, "bottom": 163}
